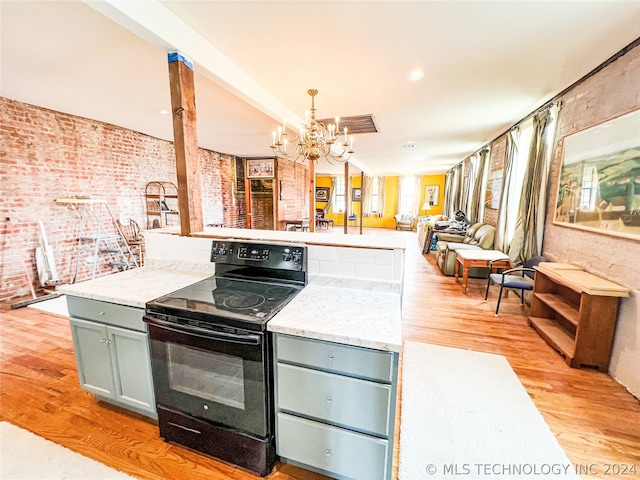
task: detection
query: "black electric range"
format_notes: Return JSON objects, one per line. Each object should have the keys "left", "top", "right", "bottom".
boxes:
{"left": 144, "top": 240, "right": 307, "bottom": 477}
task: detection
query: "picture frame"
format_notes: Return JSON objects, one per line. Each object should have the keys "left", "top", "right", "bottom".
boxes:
{"left": 485, "top": 171, "right": 503, "bottom": 210}
{"left": 352, "top": 188, "right": 362, "bottom": 202}
{"left": 246, "top": 158, "right": 275, "bottom": 178}
{"left": 315, "top": 187, "right": 330, "bottom": 202}
{"left": 424, "top": 185, "right": 440, "bottom": 206}
{"left": 553, "top": 109, "right": 640, "bottom": 241}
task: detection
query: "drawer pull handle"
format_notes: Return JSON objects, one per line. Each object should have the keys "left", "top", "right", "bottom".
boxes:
{"left": 326, "top": 396, "right": 332, "bottom": 404}
{"left": 327, "top": 355, "right": 334, "bottom": 363}
{"left": 100, "top": 338, "right": 106, "bottom": 343}
{"left": 325, "top": 449, "right": 331, "bottom": 457}
{"left": 98, "top": 311, "right": 106, "bottom": 316}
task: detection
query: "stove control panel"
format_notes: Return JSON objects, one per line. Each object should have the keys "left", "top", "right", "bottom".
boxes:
{"left": 238, "top": 247, "right": 270, "bottom": 261}
{"left": 211, "top": 240, "right": 307, "bottom": 273}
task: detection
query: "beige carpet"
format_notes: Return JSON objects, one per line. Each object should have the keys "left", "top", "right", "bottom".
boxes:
{"left": 0, "top": 422, "right": 137, "bottom": 480}
{"left": 399, "top": 342, "right": 580, "bottom": 480}
{"left": 26, "top": 294, "right": 69, "bottom": 317}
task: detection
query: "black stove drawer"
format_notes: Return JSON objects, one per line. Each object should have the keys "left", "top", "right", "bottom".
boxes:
{"left": 157, "top": 406, "right": 275, "bottom": 477}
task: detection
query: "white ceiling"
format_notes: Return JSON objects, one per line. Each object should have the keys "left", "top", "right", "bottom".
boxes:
{"left": 2, "top": 1, "right": 639, "bottom": 176}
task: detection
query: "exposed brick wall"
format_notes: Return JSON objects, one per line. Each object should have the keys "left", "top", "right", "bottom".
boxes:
{"left": 483, "top": 135, "right": 507, "bottom": 227}
{"left": 277, "top": 161, "right": 308, "bottom": 227}
{"left": 543, "top": 45, "right": 640, "bottom": 396}
{"left": 0, "top": 97, "right": 244, "bottom": 301}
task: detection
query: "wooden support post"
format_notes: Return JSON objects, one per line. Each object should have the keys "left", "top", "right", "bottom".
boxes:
{"left": 344, "top": 162, "right": 349, "bottom": 234}
{"left": 273, "top": 161, "right": 280, "bottom": 231}
{"left": 168, "top": 52, "right": 203, "bottom": 236}
{"left": 244, "top": 162, "right": 253, "bottom": 229}
{"left": 308, "top": 160, "right": 315, "bottom": 233}
{"left": 359, "top": 171, "right": 364, "bottom": 235}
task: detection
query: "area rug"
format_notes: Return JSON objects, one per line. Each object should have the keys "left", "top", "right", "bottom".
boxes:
{"left": 398, "top": 342, "right": 580, "bottom": 480}
{"left": 26, "top": 294, "right": 69, "bottom": 317}
{"left": 0, "top": 422, "right": 137, "bottom": 479}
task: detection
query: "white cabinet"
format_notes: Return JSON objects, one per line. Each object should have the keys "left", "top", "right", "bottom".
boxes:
{"left": 67, "top": 297, "right": 156, "bottom": 418}
{"left": 274, "top": 334, "right": 399, "bottom": 480}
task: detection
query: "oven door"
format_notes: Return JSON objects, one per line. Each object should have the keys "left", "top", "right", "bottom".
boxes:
{"left": 145, "top": 315, "right": 270, "bottom": 438}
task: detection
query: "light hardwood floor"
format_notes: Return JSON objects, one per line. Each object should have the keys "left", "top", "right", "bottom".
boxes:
{"left": 1, "top": 228, "right": 639, "bottom": 480}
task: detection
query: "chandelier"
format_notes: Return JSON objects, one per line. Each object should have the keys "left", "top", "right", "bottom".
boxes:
{"left": 270, "top": 89, "right": 354, "bottom": 163}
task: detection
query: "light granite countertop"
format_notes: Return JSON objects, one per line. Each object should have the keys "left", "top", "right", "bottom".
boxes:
{"left": 268, "top": 283, "right": 402, "bottom": 353}
{"left": 57, "top": 261, "right": 215, "bottom": 308}
{"left": 58, "top": 262, "right": 402, "bottom": 352}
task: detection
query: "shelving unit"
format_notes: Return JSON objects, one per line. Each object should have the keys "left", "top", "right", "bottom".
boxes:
{"left": 145, "top": 181, "right": 179, "bottom": 229}
{"left": 528, "top": 263, "right": 629, "bottom": 371}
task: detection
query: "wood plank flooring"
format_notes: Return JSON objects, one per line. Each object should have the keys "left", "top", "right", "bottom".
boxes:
{"left": 2, "top": 228, "right": 639, "bottom": 480}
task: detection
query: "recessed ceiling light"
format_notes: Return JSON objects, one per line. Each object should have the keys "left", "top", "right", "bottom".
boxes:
{"left": 407, "top": 70, "right": 424, "bottom": 81}
{"left": 158, "top": 109, "right": 170, "bottom": 115}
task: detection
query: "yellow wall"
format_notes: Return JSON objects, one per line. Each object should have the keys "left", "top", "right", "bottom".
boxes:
{"left": 419, "top": 174, "right": 447, "bottom": 217}
{"left": 315, "top": 174, "right": 446, "bottom": 228}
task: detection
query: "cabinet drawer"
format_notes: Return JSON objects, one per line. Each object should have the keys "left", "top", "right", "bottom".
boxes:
{"left": 67, "top": 296, "right": 145, "bottom": 332}
{"left": 277, "top": 412, "right": 388, "bottom": 480}
{"left": 275, "top": 334, "right": 394, "bottom": 382}
{"left": 277, "top": 363, "right": 391, "bottom": 437}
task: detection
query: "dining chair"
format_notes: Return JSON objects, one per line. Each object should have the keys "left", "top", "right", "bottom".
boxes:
{"left": 116, "top": 217, "right": 145, "bottom": 266}
{"left": 484, "top": 255, "right": 546, "bottom": 316}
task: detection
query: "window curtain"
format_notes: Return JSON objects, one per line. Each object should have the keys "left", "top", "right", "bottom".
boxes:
{"left": 363, "top": 175, "right": 373, "bottom": 217}
{"left": 467, "top": 148, "right": 489, "bottom": 224}
{"left": 510, "top": 105, "right": 558, "bottom": 265}
{"left": 452, "top": 162, "right": 464, "bottom": 214}
{"left": 396, "top": 176, "right": 404, "bottom": 215}
{"left": 443, "top": 169, "right": 454, "bottom": 218}
{"left": 413, "top": 174, "right": 423, "bottom": 215}
{"left": 495, "top": 127, "right": 520, "bottom": 253}
{"left": 376, "top": 176, "right": 386, "bottom": 217}
{"left": 326, "top": 176, "right": 337, "bottom": 214}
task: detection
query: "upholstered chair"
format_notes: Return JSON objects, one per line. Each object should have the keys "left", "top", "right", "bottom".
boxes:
{"left": 435, "top": 223, "right": 496, "bottom": 276}
{"left": 394, "top": 214, "right": 416, "bottom": 230}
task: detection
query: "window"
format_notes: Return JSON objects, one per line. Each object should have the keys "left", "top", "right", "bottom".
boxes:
{"left": 580, "top": 165, "right": 598, "bottom": 210}
{"left": 505, "top": 119, "right": 534, "bottom": 242}
{"left": 371, "top": 177, "right": 379, "bottom": 213}
{"left": 400, "top": 176, "right": 416, "bottom": 214}
{"left": 334, "top": 177, "right": 345, "bottom": 212}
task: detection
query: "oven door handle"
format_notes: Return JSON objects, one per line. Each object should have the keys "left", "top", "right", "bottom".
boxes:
{"left": 144, "top": 316, "right": 262, "bottom": 345}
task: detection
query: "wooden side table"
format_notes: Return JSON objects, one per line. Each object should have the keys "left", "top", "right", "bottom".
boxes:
{"left": 455, "top": 249, "right": 510, "bottom": 293}
{"left": 529, "top": 263, "right": 629, "bottom": 370}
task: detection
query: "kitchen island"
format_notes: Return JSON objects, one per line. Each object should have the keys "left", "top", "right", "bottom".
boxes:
{"left": 59, "top": 228, "right": 403, "bottom": 480}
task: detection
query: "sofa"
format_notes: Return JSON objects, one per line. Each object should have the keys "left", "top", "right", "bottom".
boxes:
{"left": 435, "top": 222, "right": 497, "bottom": 276}
{"left": 394, "top": 213, "right": 416, "bottom": 230}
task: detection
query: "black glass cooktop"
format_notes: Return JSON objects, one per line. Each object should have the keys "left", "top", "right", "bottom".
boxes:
{"left": 147, "top": 276, "right": 303, "bottom": 327}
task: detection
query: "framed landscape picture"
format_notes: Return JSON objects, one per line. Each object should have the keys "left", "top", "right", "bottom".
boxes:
{"left": 246, "top": 158, "right": 275, "bottom": 178}
{"left": 553, "top": 109, "right": 640, "bottom": 241}
{"left": 352, "top": 188, "right": 362, "bottom": 202}
{"left": 316, "top": 187, "right": 330, "bottom": 202}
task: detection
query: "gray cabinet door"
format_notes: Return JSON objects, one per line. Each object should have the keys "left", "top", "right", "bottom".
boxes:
{"left": 108, "top": 326, "right": 155, "bottom": 413}
{"left": 69, "top": 318, "right": 115, "bottom": 399}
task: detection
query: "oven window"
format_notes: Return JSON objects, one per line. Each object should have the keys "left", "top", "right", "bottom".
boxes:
{"left": 167, "top": 343, "right": 245, "bottom": 410}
